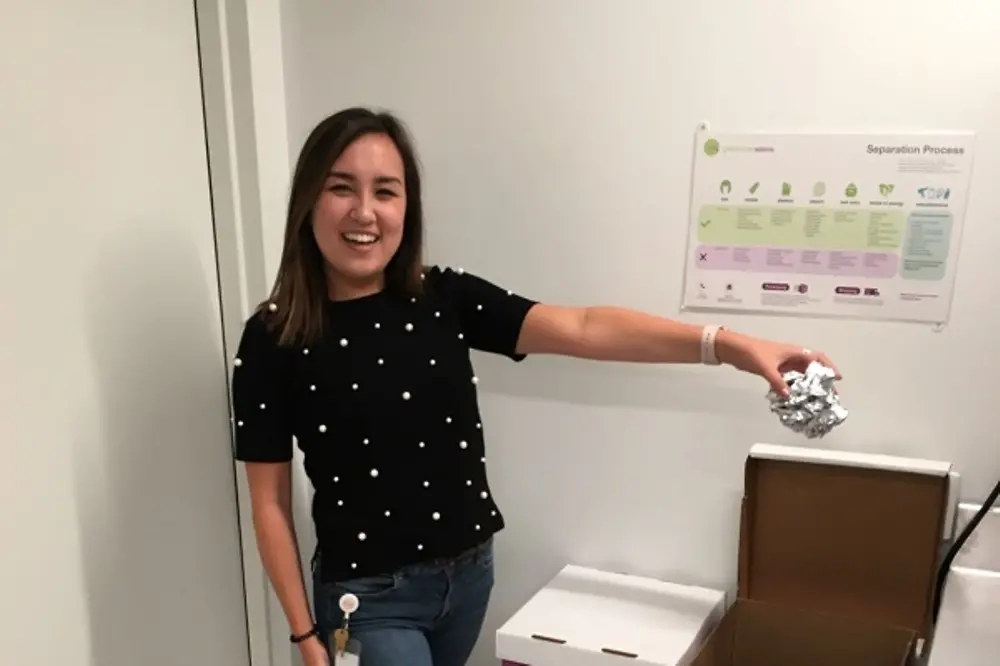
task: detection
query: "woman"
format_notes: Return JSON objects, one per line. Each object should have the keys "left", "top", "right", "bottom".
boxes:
{"left": 231, "top": 107, "right": 839, "bottom": 666}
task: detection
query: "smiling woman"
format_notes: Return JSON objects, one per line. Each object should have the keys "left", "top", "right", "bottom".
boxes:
{"left": 231, "top": 107, "right": 839, "bottom": 666}
{"left": 317, "top": 135, "right": 408, "bottom": 295}
{"left": 266, "top": 109, "right": 426, "bottom": 346}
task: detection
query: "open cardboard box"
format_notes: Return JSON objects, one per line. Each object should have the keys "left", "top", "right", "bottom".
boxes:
{"left": 689, "top": 443, "right": 952, "bottom": 666}
{"left": 496, "top": 565, "right": 727, "bottom": 666}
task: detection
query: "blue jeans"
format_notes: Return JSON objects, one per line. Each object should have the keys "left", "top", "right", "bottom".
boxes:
{"left": 312, "top": 539, "right": 495, "bottom": 666}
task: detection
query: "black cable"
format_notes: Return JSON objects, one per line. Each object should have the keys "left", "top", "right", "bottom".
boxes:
{"left": 932, "top": 479, "right": 1000, "bottom": 624}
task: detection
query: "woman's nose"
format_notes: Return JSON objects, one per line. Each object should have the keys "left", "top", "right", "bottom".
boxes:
{"left": 352, "top": 196, "right": 376, "bottom": 223}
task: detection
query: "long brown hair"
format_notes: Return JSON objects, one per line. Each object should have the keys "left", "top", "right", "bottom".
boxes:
{"left": 259, "top": 108, "right": 425, "bottom": 346}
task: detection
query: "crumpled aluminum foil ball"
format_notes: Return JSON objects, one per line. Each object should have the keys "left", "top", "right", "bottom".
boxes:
{"left": 767, "top": 361, "right": 848, "bottom": 439}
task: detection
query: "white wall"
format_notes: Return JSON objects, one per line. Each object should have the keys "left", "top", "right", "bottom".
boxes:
{"left": 0, "top": 2, "right": 251, "bottom": 664}
{"left": 274, "top": 1, "right": 1000, "bottom": 664}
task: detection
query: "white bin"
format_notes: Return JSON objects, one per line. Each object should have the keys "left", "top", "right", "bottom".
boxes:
{"left": 496, "top": 564, "right": 726, "bottom": 666}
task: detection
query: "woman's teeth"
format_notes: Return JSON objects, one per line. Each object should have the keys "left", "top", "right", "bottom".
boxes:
{"left": 342, "top": 232, "right": 379, "bottom": 245}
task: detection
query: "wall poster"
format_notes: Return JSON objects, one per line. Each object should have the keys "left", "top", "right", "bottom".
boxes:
{"left": 681, "top": 130, "right": 975, "bottom": 325}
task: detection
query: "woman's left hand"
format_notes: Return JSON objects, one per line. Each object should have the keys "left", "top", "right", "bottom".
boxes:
{"left": 717, "top": 331, "right": 840, "bottom": 396}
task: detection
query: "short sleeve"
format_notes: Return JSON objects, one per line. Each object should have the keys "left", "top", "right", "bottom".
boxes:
{"left": 426, "top": 265, "right": 538, "bottom": 361}
{"left": 230, "top": 312, "right": 294, "bottom": 462}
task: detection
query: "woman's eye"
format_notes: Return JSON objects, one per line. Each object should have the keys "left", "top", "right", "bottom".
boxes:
{"left": 376, "top": 189, "right": 397, "bottom": 198}
{"left": 329, "top": 184, "right": 351, "bottom": 194}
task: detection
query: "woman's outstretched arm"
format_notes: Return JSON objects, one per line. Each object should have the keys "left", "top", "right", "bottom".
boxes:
{"left": 516, "top": 304, "right": 839, "bottom": 394}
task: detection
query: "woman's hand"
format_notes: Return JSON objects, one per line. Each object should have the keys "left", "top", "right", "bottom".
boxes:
{"left": 717, "top": 330, "right": 840, "bottom": 396}
{"left": 298, "top": 636, "right": 331, "bottom": 666}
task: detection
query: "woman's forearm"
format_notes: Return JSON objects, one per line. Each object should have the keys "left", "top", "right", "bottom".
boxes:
{"left": 579, "top": 306, "right": 744, "bottom": 364}
{"left": 250, "top": 501, "right": 315, "bottom": 636}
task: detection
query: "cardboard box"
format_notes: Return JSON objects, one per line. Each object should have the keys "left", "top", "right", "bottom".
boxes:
{"left": 689, "top": 443, "right": 952, "bottom": 666}
{"left": 496, "top": 564, "right": 727, "bottom": 666}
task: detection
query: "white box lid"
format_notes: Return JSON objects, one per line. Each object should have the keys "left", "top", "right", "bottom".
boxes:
{"left": 496, "top": 565, "right": 726, "bottom": 666}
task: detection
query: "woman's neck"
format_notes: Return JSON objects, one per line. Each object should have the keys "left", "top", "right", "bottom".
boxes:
{"left": 327, "top": 272, "right": 385, "bottom": 301}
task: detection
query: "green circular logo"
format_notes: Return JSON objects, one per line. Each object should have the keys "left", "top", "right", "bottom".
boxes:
{"left": 703, "top": 138, "right": 720, "bottom": 156}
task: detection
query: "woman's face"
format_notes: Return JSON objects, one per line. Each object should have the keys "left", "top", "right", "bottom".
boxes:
{"left": 312, "top": 133, "right": 407, "bottom": 299}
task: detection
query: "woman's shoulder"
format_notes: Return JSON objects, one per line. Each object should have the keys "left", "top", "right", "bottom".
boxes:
{"left": 236, "top": 303, "right": 291, "bottom": 359}
{"left": 421, "top": 264, "right": 475, "bottom": 293}
{"left": 421, "top": 263, "right": 524, "bottom": 303}
{"left": 421, "top": 264, "right": 450, "bottom": 283}
{"left": 243, "top": 302, "right": 280, "bottom": 335}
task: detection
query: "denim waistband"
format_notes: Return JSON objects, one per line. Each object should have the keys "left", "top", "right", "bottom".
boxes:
{"left": 406, "top": 537, "right": 493, "bottom": 573}
{"left": 312, "top": 536, "right": 493, "bottom": 580}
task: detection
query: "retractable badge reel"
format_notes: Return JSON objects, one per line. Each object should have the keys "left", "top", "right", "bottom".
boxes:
{"left": 331, "top": 593, "right": 361, "bottom": 665}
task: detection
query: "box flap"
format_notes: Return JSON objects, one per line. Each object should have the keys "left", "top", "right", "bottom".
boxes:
{"left": 738, "top": 443, "right": 951, "bottom": 640}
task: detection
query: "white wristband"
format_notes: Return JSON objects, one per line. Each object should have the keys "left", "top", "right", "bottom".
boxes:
{"left": 700, "top": 325, "right": 726, "bottom": 365}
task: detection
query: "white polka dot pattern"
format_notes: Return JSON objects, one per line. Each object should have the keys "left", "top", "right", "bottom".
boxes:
{"left": 230, "top": 265, "right": 536, "bottom": 581}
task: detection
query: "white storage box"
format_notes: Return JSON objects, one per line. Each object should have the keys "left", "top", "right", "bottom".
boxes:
{"left": 496, "top": 564, "right": 727, "bottom": 666}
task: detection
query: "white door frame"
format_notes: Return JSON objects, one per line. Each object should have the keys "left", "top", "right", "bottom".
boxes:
{"left": 194, "top": 1, "right": 293, "bottom": 665}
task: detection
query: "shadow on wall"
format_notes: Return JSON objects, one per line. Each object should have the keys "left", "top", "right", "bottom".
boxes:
{"left": 72, "top": 225, "right": 249, "bottom": 666}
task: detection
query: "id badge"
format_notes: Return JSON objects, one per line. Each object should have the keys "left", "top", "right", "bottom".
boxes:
{"left": 331, "top": 592, "right": 362, "bottom": 665}
{"left": 331, "top": 637, "right": 361, "bottom": 665}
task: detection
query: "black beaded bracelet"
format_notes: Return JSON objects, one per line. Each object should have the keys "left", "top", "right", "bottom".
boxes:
{"left": 290, "top": 625, "right": 319, "bottom": 644}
